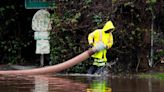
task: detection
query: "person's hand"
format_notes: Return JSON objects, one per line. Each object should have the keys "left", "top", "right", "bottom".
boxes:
{"left": 92, "top": 42, "right": 107, "bottom": 52}
{"left": 88, "top": 44, "right": 93, "bottom": 48}
{"left": 88, "top": 43, "right": 93, "bottom": 49}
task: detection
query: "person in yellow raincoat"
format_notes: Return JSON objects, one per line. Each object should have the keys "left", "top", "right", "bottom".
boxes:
{"left": 87, "top": 20, "right": 115, "bottom": 74}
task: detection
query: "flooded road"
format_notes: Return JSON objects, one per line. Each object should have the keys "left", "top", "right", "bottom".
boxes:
{"left": 0, "top": 74, "right": 164, "bottom": 92}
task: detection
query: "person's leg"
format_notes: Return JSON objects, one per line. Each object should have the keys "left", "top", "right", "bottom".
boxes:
{"left": 95, "top": 65, "right": 108, "bottom": 75}
{"left": 95, "top": 66, "right": 103, "bottom": 74}
{"left": 93, "top": 58, "right": 106, "bottom": 75}
{"left": 87, "top": 65, "right": 98, "bottom": 74}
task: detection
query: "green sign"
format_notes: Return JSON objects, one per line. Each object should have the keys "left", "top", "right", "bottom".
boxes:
{"left": 25, "top": 0, "right": 54, "bottom": 9}
{"left": 34, "top": 32, "right": 50, "bottom": 40}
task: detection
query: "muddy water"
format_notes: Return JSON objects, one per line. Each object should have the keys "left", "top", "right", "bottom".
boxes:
{"left": 0, "top": 74, "right": 164, "bottom": 92}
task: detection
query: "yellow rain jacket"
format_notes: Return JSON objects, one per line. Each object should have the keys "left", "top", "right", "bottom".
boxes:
{"left": 88, "top": 21, "right": 115, "bottom": 66}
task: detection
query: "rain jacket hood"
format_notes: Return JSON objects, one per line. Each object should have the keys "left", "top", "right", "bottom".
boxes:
{"left": 102, "top": 21, "right": 115, "bottom": 32}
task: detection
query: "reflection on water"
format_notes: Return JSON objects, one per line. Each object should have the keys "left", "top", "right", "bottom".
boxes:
{"left": 0, "top": 75, "right": 88, "bottom": 92}
{"left": 0, "top": 74, "right": 164, "bottom": 92}
{"left": 33, "top": 76, "right": 48, "bottom": 92}
{"left": 86, "top": 76, "right": 112, "bottom": 92}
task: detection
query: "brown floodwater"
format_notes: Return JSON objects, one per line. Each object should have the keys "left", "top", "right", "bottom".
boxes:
{"left": 0, "top": 74, "right": 164, "bottom": 92}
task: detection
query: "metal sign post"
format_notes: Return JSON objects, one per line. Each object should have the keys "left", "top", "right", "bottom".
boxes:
{"left": 32, "top": 9, "right": 51, "bottom": 66}
{"left": 40, "top": 54, "right": 44, "bottom": 67}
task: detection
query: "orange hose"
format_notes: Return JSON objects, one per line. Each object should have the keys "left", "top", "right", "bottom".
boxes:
{"left": 0, "top": 49, "right": 94, "bottom": 75}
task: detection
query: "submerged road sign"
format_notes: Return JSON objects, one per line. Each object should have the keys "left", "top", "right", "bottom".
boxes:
{"left": 25, "top": 0, "right": 54, "bottom": 9}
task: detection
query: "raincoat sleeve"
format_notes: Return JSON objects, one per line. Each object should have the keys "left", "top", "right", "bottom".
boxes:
{"left": 88, "top": 31, "right": 95, "bottom": 45}
{"left": 107, "top": 33, "right": 113, "bottom": 49}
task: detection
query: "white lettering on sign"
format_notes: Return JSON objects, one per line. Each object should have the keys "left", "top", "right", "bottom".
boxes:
{"left": 36, "top": 40, "right": 50, "bottom": 54}
{"left": 32, "top": 9, "right": 52, "bottom": 31}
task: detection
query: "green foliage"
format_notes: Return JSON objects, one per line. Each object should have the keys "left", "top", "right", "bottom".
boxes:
{"left": 0, "top": 0, "right": 33, "bottom": 64}
{"left": 1, "top": 40, "right": 22, "bottom": 64}
{"left": 154, "top": 49, "right": 164, "bottom": 61}
{"left": 93, "top": 12, "right": 103, "bottom": 26}
{"left": 147, "top": 0, "right": 157, "bottom": 4}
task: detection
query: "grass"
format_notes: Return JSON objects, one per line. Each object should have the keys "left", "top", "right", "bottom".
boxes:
{"left": 138, "top": 73, "right": 164, "bottom": 80}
